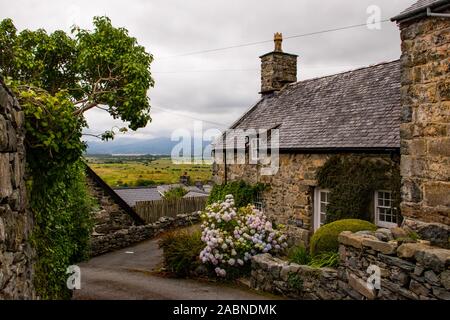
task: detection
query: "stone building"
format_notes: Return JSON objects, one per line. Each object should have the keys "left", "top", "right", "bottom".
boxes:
{"left": 213, "top": 0, "right": 450, "bottom": 247}
{"left": 0, "top": 76, "right": 35, "bottom": 299}
{"left": 392, "top": 0, "right": 450, "bottom": 242}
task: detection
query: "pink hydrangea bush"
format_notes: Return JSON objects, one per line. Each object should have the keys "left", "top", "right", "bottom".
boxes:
{"left": 199, "top": 195, "right": 287, "bottom": 277}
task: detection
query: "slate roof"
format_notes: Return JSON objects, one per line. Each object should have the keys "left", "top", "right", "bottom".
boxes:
{"left": 218, "top": 60, "right": 401, "bottom": 151}
{"left": 111, "top": 184, "right": 210, "bottom": 207}
{"left": 392, "top": 0, "right": 450, "bottom": 21}
{"left": 114, "top": 187, "right": 162, "bottom": 207}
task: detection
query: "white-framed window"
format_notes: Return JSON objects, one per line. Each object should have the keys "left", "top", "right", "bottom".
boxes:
{"left": 374, "top": 190, "right": 397, "bottom": 228}
{"left": 253, "top": 191, "right": 264, "bottom": 212}
{"left": 314, "top": 188, "right": 330, "bottom": 231}
{"left": 249, "top": 137, "right": 260, "bottom": 162}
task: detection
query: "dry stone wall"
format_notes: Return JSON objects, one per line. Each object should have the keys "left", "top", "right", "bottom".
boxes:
{"left": 338, "top": 230, "right": 450, "bottom": 300}
{"left": 250, "top": 229, "right": 450, "bottom": 300}
{"left": 0, "top": 78, "right": 35, "bottom": 299}
{"left": 90, "top": 212, "right": 200, "bottom": 256}
{"left": 251, "top": 254, "right": 349, "bottom": 300}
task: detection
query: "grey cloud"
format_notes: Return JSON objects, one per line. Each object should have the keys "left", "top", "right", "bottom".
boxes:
{"left": 0, "top": 0, "right": 415, "bottom": 145}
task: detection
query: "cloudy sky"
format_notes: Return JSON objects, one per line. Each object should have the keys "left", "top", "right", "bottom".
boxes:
{"left": 1, "top": 0, "right": 414, "bottom": 144}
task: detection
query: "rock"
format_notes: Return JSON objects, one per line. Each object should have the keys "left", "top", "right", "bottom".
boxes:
{"left": 0, "top": 217, "right": 5, "bottom": 243}
{"left": 410, "top": 279, "right": 430, "bottom": 296}
{"left": 432, "top": 286, "right": 450, "bottom": 300}
{"left": 424, "top": 270, "right": 440, "bottom": 286}
{"left": 269, "top": 263, "right": 282, "bottom": 278}
{"left": 347, "top": 273, "right": 376, "bottom": 300}
{"left": 440, "top": 270, "right": 450, "bottom": 290}
{"left": 391, "top": 227, "right": 408, "bottom": 239}
{"left": 403, "top": 218, "right": 450, "bottom": 249}
{"left": 390, "top": 269, "right": 410, "bottom": 286}
{"left": 414, "top": 247, "right": 450, "bottom": 273}
{"left": 339, "top": 231, "right": 377, "bottom": 249}
{"left": 397, "top": 242, "right": 430, "bottom": 259}
{"left": 414, "top": 265, "right": 425, "bottom": 276}
{"left": 362, "top": 238, "right": 398, "bottom": 254}
{"left": 280, "top": 264, "right": 300, "bottom": 281}
{"left": 378, "top": 254, "right": 415, "bottom": 272}
{"left": 376, "top": 228, "right": 394, "bottom": 241}
{"left": 355, "top": 230, "right": 376, "bottom": 236}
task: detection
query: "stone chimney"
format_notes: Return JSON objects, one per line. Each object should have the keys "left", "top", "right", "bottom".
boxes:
{"left": 260, "top": 33, "right": 298, "bottom": 95}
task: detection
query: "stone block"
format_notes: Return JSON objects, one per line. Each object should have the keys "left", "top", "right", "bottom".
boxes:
{"left": 397, "top": 242, "right": 430, "bottom": 259}
{"left": 347, "top": 273, "right": 376, "bottom": 300}
{"left": 424, "top": 270, "right": 440, "bottom": 286}
{"left": 361, "top": 238, "right": 398, "bottom": 255}
{"left": 410, "top": 279, "right": 430, "bottom": 296}
{"left": 378, "top": 254, "right": 416, "bottom": 272}
{"left": 0, "top": 153, "right": 12, "bottom": 199}
{"left": 440, "top": 270, "right": 450, "bottom": 290}
{"left": 437, "top": 79, "right": 450, "bottom": 100}
{"left": 414, "top": 247, "right": 450, "bottom": 273}
{"left": 432, "top": 286, "right": 450, "bottom": 300}
{"left": 338, "top": 232, "right": 366, "bottom": 249}
{"left": 428, "top": 138, "right": 450, "bottom": 157}
{"left": 424, "top": 182, "right": 450, "bottom": 207}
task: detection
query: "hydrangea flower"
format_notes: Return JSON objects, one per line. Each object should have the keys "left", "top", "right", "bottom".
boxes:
{"left": 199, "top": 195, "right": 287, "bottom": 277}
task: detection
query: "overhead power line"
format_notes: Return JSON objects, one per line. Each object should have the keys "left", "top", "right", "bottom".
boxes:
{"left": 151, "top": 105, "right": 229, "bottom": 128}
{"left": 159, "top": 19, "right": 391, "bottom": 59}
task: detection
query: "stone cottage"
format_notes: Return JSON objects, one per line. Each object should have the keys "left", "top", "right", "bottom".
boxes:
{"left": 212, "top": 0, "right": 450, "bottom": 247}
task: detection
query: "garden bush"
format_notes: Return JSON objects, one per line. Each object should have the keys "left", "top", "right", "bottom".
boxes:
{"left": 159, "top": 230, "right": 205, "bottom": 277}
{"left": 309, "top": 252, "right": 339, "bottom": 268}
{"left": 200, "top": 195, "right": 287, "bottom": 278}
{"left": 207, "top": 181, "right": 267, "bottom": 208}
{"left": 310, "top": 219, "right": 377, "bottom": 256}
{"left": 287, "top": 245, "right": 311, "bottom": 265}
{"left": 164, "top": 186, "right": 188, "bottom": 199}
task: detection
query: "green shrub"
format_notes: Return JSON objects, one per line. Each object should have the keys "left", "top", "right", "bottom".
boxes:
{"left": 31, "top": 161, "right": 94, "bottom": 299}
{"left": 163, "top": 186, "right": 187, "bottom": 199}
{"left": 287, "top": 245, "right": 311, "bottom": 265}
{"left": 159, "top": 230, "right": 204, "bottom": 277}
{"left": 309, "top": 252, "right": 339, "bottom": 268}
{"left": 135, "top": 178, "right": 156, "bottom": 187}
{"left": 310, "top": 219, "right": 377, "bottom": 256}
{"left": 208, "top": 181, "right": 267, "bottom": 208}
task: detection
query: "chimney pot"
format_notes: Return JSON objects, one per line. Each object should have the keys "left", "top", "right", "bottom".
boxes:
{"left": 274, "top": 32, "right": 283, "bottom": 52}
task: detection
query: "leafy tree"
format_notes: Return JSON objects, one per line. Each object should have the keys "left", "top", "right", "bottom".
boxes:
{"left": 0, "top": 17, "right": 154, "bottom": 299}
{"left": 0, "top": 16, "right": 154, "bottom": 132}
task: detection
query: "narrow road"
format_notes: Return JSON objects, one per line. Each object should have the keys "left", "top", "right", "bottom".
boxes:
{"left": 73, "top": 233, "right": 278, "bottom": 300}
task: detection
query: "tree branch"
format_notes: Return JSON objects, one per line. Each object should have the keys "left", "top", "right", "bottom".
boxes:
{"left": 73, "top": 102, "right": 98, "bottom": 115}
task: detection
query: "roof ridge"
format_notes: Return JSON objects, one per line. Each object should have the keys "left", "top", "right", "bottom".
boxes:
{"left": 287, "top": 59, "right": 400, "bottom": 89}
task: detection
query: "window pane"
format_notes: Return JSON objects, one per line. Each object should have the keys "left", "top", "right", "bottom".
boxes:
{"left": 320, "top": 214, "right": 326, "bottom": 225}
{"left": 320, "top": 192, "right": 326, "bottom": 202}
{"left": 320, "top": 203, "right": 326, "bottom": 213}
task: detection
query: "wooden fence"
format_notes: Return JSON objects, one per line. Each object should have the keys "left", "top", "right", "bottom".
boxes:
{"left": 134, "top": 197, "right": 208, "bottom": 223}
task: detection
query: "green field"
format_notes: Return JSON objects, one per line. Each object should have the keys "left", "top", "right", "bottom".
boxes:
{"left": 85, "top": 155, "right": 212, "bottom": 188}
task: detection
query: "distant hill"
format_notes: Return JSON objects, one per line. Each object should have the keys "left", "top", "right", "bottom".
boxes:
{"left": 85, "top": 137, "right": 213, "bottom": 156}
